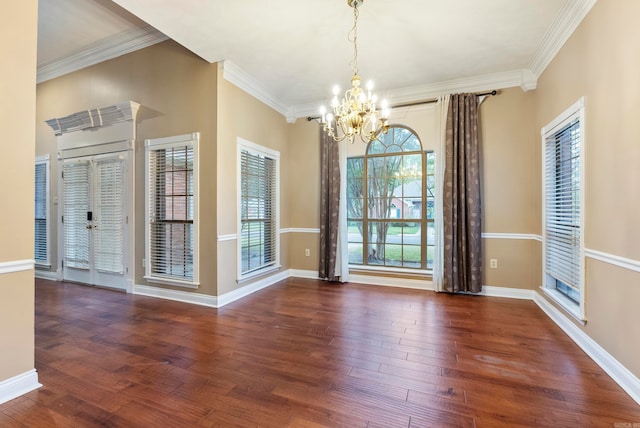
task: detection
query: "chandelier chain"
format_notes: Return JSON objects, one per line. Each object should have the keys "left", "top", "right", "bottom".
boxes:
{"left": 319, "top": 0, "right": 390, "bottom": 144}
{"left": 349, "top": 4, "right": 359, "bottom": 76}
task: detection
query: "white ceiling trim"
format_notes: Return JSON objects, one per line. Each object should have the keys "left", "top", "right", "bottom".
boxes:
{"left": 221, "top": 61, "right": 289, "bottom": 119}
{"left": 287, "top": 69, "right": 537, "bottom": 121}
{"left": 37, "top": 25, "right": 167, "bottom": 84}
{"left": 384, "top": 69, "right": 538, "bottom": 106}
{"left": 528, "top": 0, "right": 598, "bottom": 78}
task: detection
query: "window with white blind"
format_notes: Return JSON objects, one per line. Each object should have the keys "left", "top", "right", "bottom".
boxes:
{"left": 145, "top": 133, "right": 199, "bottom": 286}
{"left": 94, "top": 157, "right": 126, "bottom": 274}
{"left": 35, "top": 156, "right": 50, "bottom": 267}
{"left": 237, "top": 139, "right": 280, "bottom": 280}
{"left": 542, "top": 98, "right": 585, "bottom": 320}
{"left": 63, "top": 160, "right": 91, "bottom": 270}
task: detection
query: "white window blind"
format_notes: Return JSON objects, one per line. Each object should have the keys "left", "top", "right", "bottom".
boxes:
{"left": 35, "top": 158, "right": 49, "bottom": 266}
{"left": 63, "top": 161, "right": 91, "bottom": 270}
{"left": 94, "top": 158, "right": 125, "bottom": 274}
{"left": 145, "top": 133, "right": 198, "bottom": 285}
{"left": 239, "top": 142, "right": 279, "bottom": 277}
{"left": 544, "top": 113, "right": 583, "bottom": 305}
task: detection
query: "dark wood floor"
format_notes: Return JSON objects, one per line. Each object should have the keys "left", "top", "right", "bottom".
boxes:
{"left": 1, "top": 278, "right": 639, "bottom": 427}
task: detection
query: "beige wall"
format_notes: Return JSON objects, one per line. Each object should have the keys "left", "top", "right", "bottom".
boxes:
{"left": 535, "top": 0, "right": 640, "bottom": 377}
{"left": 36, "top": 40, "right": 219, "bottom": 295}
{"left": 481, "top": 87, "right": 541, "bottom": 289}
{"left": 286, "top": 118, "right": 321, "bottom": 269}
{"left": 0, "top": 1, "right": 37, "bottom": 381}
{"left": 215, "top": 70, "right": 291, "bottom": 295}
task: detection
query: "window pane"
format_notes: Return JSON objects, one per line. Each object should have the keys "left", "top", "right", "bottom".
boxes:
{"left": 403, "top": 154, "right": 422, "bottom": 179}
{"left": 402, "top": 245, "right": 421, "bottom": 267}
{"left": 347, "top": 158, "right": 364, "bottom": 220}
{"left": 348, "top": 243, "right": 363, "bottom": 264}
{"left": 403, "top": 136, "right": 421, "bottom": 152}
{"left": 348, "top": 220, "right": 363, "bottom": 265}
{"left": 426, "top": 220, "right": 435, "bottom": 269}
{"left": 348, "top": 221, "right": 363, "bottom": 243}
{"left": 384, "top": 244, "right": 403, "bottom": 266}
{"left": 367, "top": 140, "right": 385, "bottom": 155}
{"left": 401, "top": 222, "right": 421, "bottom": 244}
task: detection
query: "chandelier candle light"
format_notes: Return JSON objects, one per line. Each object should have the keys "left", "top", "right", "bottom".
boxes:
{"left": 320, "top": 0, "right": 389, "bottom": 144}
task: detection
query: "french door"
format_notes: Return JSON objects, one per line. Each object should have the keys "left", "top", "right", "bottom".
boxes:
{"left": 61, "top": 152, "right": 130, "bottom": 290}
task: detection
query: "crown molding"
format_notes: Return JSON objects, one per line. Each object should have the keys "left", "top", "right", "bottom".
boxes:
{"left": 528, "top": 0, "right": 597, "bottom": 78}
{"left": 37, "top": 25, "right": 168, "bottom": 84}
{"left": 386, "top": 69, "right": 537, "bottom": 106}
{"left": 221, "top": 60, "right": 290, "bottom": 120}
{"left": 289, "top": 69, "right": 537, "bottom": 120}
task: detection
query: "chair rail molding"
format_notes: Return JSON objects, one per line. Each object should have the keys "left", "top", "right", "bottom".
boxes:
{"left": 585, "top": 248, "right": 640, "bottom": 273}
{"left": 0, "top": 259, "right": 34, "bottom": 275}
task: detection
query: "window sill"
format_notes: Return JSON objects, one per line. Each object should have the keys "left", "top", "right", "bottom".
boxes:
{"left": 144, "top": 275, "right": 199, "bottom": 289}
{"left": 349, "top": 264, "right": 433, "bottom": 278}
{"left": 540, "top": 286, "right": 586, "bottom": 325}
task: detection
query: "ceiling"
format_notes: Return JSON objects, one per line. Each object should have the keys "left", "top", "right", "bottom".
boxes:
{"left": 37, "top": 0, "right": 596, "bottom": 120}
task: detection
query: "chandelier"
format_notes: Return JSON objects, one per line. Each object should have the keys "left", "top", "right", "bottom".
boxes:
{"left": 319, "top": 0, "right": 389, "bottom": 144}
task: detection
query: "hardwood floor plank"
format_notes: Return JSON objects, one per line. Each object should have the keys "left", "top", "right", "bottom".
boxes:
{"left": 0, "top": 278, "right": 637, "bottom": 427}
{"left": 349, "top": 366, "right": 467, "bottom": 403}
{"left": 0, "top": 412, "right": 25, "bottom": 428}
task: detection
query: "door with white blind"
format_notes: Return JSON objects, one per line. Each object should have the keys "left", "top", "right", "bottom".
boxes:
{"left": 62, "top": 152, "right": 129, "bottom": 290}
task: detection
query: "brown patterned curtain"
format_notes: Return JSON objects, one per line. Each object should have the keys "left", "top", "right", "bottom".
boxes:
{"left": 443, "top": 93, "right": 482, "bottom": 293}
{"left": 319, "top": 128, "right": 341, "bottom": 281}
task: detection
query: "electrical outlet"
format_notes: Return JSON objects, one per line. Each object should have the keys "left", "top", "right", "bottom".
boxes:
{"left": 490, "top": 259, "right": 498, "bottom": 269}
{"left": 305, "top": 249, "right": 310, "bottom": 257}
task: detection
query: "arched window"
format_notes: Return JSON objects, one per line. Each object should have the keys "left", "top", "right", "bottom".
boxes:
{"left": 346, "top": 126, "right": 435, "bottom": 270}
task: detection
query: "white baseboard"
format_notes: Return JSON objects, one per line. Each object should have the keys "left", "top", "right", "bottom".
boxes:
{"left": 481, "top": 285, "right": 536, "bottom": 300}
{"left": 288, "top": 269, "right": 318, "bottom": 279}
{"left": 133, "top": 269, "right": 292, "bottom": 309}
{"left": 34, "top": 269, "right": 61, "bottom": 281}
{"left": 534, "top": 292, "right": 640, "bottom": 405}
{"left": 133, "top": 284, "right": 219, "bottom": 308}
{"left": 217, "top": 270, "right": 289, "bottom": 307}
{"left": 0, "top": 369, "right": 41, "bottom": 405}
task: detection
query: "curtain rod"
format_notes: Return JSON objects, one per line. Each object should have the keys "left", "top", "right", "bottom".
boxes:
{"left": 306, "top": 90, "right": 498, "bottom": 121}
